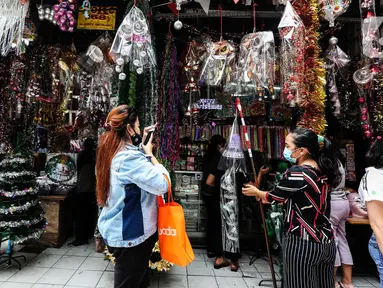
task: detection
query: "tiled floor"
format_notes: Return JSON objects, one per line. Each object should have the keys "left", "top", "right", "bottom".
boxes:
{"left": 0, "top": 242, "right": 380, "bottom": 288}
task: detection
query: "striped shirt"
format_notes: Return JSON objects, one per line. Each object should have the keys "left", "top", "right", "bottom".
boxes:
{"left": 266, "top": 165, "right": 333, "bottom": 244}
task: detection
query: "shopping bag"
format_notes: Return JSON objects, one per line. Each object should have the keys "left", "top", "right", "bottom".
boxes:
{"left": 157, "top": 175, "right": 194, "bottom": 266}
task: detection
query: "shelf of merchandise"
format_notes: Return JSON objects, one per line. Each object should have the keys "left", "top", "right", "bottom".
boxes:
{"left": 172, "top": 170, "right": 206, "bottom": 240}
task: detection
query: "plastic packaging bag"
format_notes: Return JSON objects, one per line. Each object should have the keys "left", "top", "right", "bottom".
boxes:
{"left": 319, "top": 0, "right": 350, "bottom": 27}
{"left": 325, "top": 37, "right": 351, "bottom": 116}
{"left": 199, "top": 40, "right": 236, "bottom": 87}
{"left": 278, "top": 1, "right": 305, "bottom": 107}
{"left": 217, "top": 116, "right": 248, "bottom": 254}
{"left": 234, "top": 31, "right": 276, "bottom": 100}
{"left": 110, "top": 6, "right": 156, "bottom": 77}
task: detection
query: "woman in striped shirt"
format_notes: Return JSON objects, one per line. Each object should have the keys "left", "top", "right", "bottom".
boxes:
{"left": 242, "top": 128, "right": 340, "bottom": 288}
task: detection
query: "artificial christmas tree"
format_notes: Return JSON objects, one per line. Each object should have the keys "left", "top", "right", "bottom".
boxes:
{"left": 0, "top": 154, "right": 46, "bottom": 269}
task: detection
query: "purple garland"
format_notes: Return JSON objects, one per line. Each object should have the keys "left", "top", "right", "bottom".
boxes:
{"left": 157, "top": 33, "right": 180, "bottom": 167}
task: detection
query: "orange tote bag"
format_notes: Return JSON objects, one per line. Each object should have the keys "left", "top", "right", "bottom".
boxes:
{"left": 157, "top": 175, "right": 194, "bottom": 266}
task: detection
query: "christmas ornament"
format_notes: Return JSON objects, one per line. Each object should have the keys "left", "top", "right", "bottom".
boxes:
{"left": 110, "top": 6, "right": 156, "bottom": 78}
{"left": 235, "top": 31, "right": 276, "bottom": 100}
{"left": 52, "top": 0, "right": 76, "bottom": 32}
{"left": 81, "top": 0, "right": 92, "bottom": 19}
{"left": 174, "top": 20, "right": 183, "bottom": 30}
{"left": 325, "top": 36, "right": 351, "bottom": 116}
{"left": 278, "top": 1, "right": 305, "bottom": 107}
{"left": 319, "top": 0, "right": 351, "bottom": 27}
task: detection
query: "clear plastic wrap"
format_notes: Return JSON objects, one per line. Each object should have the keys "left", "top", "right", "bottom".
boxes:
{"left": 278, "top": 1, "right": 305, "bottom": 107}
{"left": 361, "top": 17, "right": 383, "bottom": 58}
{"left": 199, "top": 40, "right": 236, "bottom": 87}
{"left": 234, "top": 31, "right": 276, "bottom": 100}
{"left": 319, "top": 0, "right": 351, "bottom": 27}
{"left": 217, "top": 116, "right": 248, "bottom": 254}
{"left": 110, "top": 6, "right": 156, "bottom": 77}
{"left": 183, "top": 37, "right": 211, "bottom": 92}
{"left": 325, "top": 37, "right": 351, "bottom": 116}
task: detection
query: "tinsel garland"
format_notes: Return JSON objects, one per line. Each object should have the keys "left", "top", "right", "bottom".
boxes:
{"left": 0, "top": 187, "right": 38, "bottom": 198}
{"left": 373, "top": 74, "right": 383, "bottom": 134}
{"left": 0, "top": 157, "right": 28, "bottom": 167}
{"left": 0, "top": 213, "right": 45, "bottom": 228}
{"left": 0, "top": 199, "right": 38, "bottom": 215}
{"left": 103, "top": 241, "right": 173, "bottom": 272}
{"left": 293, "top": 0, "right": 327, "bottom": 134}
{"left": 0, "top": 171, "right": 36, "bottom": 185}
{"left": 157, "top": 32, "right": 180, "bottom": 167}
{"left": 13, "top": 226, "right": 45, "bottom": 245}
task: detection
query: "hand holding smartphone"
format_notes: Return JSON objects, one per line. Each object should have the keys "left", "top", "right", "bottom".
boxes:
{"left": 143, "top": 124, "right": 157, "bottom": 146}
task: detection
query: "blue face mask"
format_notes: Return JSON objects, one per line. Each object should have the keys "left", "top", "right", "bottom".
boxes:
{"left": 283, "top": 147, "right": 297, "bottom": 164}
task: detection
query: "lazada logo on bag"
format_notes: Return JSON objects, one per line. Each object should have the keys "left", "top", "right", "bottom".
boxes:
{"left": 159, "top": 227, "right": 177, "bottom": 236}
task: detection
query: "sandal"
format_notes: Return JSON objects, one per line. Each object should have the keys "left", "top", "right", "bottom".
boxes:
{"left": 339, "top": 282, "right": 355, "bottom": 288}
{"left": 231, "top": 262, "right": 239, "bottom": 272}
{"left": 214, "top": 259, "right": 230, "bottom": 269}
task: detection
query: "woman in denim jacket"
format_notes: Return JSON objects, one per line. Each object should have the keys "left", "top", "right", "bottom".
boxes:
{"left": 96, "top": 105, "right": 169, "bottom": 288}
{"left": 359, "top": 137, "right": 383, "bottom": 288}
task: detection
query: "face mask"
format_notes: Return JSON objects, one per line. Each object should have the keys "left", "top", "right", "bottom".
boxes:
{"left": 131, "top": 130, "right": 142, "bottom": 146}
{"left": 283, "top": 147, "right": 297, "bottom": 164}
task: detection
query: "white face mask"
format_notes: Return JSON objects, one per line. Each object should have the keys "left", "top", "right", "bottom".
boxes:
{"left": 283, "top": 147, "right": 298, "bottom": 164}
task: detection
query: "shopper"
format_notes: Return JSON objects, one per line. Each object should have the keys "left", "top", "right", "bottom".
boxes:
{"left": 69, "top": 138, "right": 97, "bottom": 246}
{"left": 330, "top": 150, "right": 354, "bottom": 288}
{"left": 358, "top": 136, "right": 383, "bottom": 286}
{"left": 96, "top": 105, "right": 169, "bottom": 288}
{"left": 202, "top": 135, "right": 227, "bottom": 264}
{"left": 242, "top": 128, "right": 338, "bottom": 288}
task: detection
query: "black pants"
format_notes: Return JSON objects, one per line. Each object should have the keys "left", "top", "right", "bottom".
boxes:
{"left": 203, "top": 195, "right": 239, "bottom": 262}
{"left": 74, "top": 192, "right": 97, "bottom": 241}
{"left": 283, "top": 234, "right": 336, "bottom": 288}
{"left": 108, "top": 233, "right": 157, "bottom": 288}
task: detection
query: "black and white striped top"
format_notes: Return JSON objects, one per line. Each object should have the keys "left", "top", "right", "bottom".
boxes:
{"left": 266, "top": 165, "right": 334, "bottom": 244}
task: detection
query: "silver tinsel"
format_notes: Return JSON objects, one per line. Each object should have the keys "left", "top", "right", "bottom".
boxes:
{"left": 0, "top": 171, "right": 36, "bottom": 184}
{"left": 14, "top": 227, "right": 46, "bottom": 245}
{"left": 0, "top": 213, "right": 45, "bottom": 228}
{"left": 0, "top": 200, "right": 39, "bottom": 215}
{"left": 0, "top": 157, "right": 28, "bottom": 167}
{"left": 0, "top": 187, "right": 38, "bottom": 198}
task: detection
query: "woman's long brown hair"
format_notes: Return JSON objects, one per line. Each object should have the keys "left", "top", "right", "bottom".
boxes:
{"left": 96, "top": 105, "right": 137, "bottom": 206}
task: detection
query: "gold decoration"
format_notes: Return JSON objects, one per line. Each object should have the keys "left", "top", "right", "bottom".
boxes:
{"left": 293, "top": 0, "right": 327, "bottom": 134}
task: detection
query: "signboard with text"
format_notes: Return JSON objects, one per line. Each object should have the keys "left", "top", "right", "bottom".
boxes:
{"left": 77, "top": 6, "right": 116, "bottom": 31}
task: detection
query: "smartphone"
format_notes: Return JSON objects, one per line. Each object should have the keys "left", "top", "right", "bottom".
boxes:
{"left": 144, "top": 127, "right": 156, "bottom": 146}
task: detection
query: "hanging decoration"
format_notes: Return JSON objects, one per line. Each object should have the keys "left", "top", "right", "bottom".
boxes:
{"left": 199, "top": 40, "right": 236, "bottom": 87}
{"left": 81, "top": 0, "right": 92, "bottom": 19}
{"left": 52, "top": 0, "right": 77, "bottom": 32}
{"left": 235, "top": 31, "right": 276, "bottom": 101}
{"left": 278, "top": 2, "right": 305, "bottom": 107}
{"left": 110, "top": 6, "right": 156, "bottom": 78}
{"left": 319, "top": 0, "right": 351, "bottom": 27}
{"left": 157, "top": 32, "right": 181, "bottom": 167}
{"left": 292, "top": 0, "right": 327, "bottom": 134}
{"left": 325, "top": 37, "right": 351, "bottom": 116}
{"left": 37, "top": 5, "right": 54, "bottom": 22}
{"left": 0, "top": 0, "right": 30, "bottom": 56}
{"left": 359, "top": 0, "right": 383, "bottom": 58}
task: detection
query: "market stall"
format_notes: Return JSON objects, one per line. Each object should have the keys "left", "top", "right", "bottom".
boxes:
{"left": 0, "top": 0, "right": 381, "bottom": 279}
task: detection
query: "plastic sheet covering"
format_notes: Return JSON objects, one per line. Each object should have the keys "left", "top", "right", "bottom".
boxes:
{"left": 110, "top": 6, "right": 156, "bottom": 74}
{"left": 234, "top": 31, "right": 276, "bottom": 99}
{"left": 278, "top": 1, "right": 305, "bottom": 107}
{"left": 361, "top": 17, "right": 383, "bottom": 59}
{"left": 218, "top": 117, "right": 248, "bottom": 254}
{"left": 319, "top": 0, "right": 351, "bottom": 27}
{"left": 199, "top": 40, "right": 236, "bottom": 87}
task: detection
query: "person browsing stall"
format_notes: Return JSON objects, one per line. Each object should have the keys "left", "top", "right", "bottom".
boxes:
{"left": 242, "top": 128, "right": 338, "bottom": 288}
{"left": 96, "top": 105, "right": 169, "bottom": 288}
{"left": 359, "top": 136, "right": 383, "bottom": 287}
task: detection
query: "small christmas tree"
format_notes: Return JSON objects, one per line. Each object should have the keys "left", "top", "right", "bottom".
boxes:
{"left": 0, "top": 154, "right": 46, "bottom": 269}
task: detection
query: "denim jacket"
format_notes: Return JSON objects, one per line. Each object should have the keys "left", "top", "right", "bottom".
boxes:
{"left": 98, "top": 144, "right": 169, "bottom": 248}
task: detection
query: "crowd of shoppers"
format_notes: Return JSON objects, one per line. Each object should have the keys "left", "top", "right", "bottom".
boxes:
{"left": 67, "top": 104, "right": 383, "bottom": 288}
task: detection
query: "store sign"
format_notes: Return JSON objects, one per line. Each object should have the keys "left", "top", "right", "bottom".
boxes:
{"left": 77, "top": 6, "right": 116, "bottom": 31}
{"left": 197, "top": 99, "right": 223, "bottom": 110}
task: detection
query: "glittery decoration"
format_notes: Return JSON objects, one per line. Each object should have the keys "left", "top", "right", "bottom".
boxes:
{"left": 292, "top": 0, "right": 327, "bottom": 134}
{"left": 0, "top": 200, "right": 39, "bottom": 215}
{"left": 157, "top": 31, "right": 180, "bottom": 167}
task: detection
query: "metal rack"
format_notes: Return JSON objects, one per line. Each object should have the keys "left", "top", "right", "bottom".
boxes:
{"left": 153, "top": 9, "right": 361, "bottom": 23}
